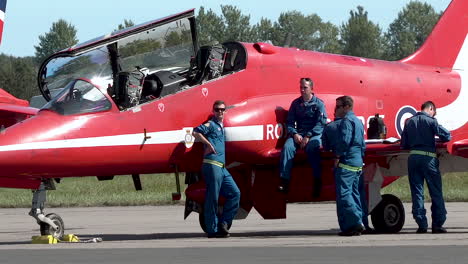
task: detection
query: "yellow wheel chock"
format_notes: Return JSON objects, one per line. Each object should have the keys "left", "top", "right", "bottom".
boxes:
{"left": 31, "top": 234, "right": 101, "bottom": 244}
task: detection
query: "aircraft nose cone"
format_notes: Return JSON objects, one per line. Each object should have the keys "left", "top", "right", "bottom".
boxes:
{"left": 0, "top": 111, "right": 65, "bottom": 177}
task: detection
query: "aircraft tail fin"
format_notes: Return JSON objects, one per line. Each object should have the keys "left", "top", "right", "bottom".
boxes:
{"left": 401, "top": 0, "right": 468, "bottom": 69}
{"left": 0, "top": 0, "right": 6, "bottom": 45}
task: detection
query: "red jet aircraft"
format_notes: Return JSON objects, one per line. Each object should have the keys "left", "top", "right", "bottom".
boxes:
{"left": 0, "top": 0, "right": 467, "bottom": 239}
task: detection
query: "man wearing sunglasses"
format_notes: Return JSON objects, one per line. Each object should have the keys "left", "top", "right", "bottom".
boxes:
{"left": 401, "top": 101, "right": 451, "bottom": 234}
{"left": 278, "top": 77, "right": 327, "bottom": 197}
{"left": 192, "top": 100, "right": 240, "bottom": 238}
{"left": 322, "top": 96, "right": 366, "bottom": 236}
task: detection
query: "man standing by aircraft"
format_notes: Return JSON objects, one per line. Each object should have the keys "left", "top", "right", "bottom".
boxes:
{"left": 193, "top": 100, "right": 240, "bottom": 238}
{"left": 322, "top": 108, "right": 373, "bottom": 234}
{"left": 278, "top": 77, "right": 327, "bottom": 197}
{"left": 401, "top": 101, "right": 451, "bottom": 234}
{"left": 323, "top": 96, "right": 365, "bottom": 236}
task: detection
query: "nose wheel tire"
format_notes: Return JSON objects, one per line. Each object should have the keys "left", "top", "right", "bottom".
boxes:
{"left": 40, "top": 213, "right": 65, "bottom": 239}
{"left": 371, "top": 194, "right": 405, "bottom": 233}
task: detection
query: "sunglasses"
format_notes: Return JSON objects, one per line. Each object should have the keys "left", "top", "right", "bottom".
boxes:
{"left": 335, "top": 104, "right": 344, "bottom": 109}
{"left": 214, "top": 108, "right": 226, "bottom": 112}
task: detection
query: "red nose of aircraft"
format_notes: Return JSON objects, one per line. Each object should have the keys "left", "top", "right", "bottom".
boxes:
{"left": 0, "top": 110, "right": 93, "bottom": 178}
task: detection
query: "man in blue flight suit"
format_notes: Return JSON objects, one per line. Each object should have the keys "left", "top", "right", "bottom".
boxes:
{"left": 192, "top": 100, "right": 241, "bottom": 238}
{"left": 322, "top": 95, "right": 365, "bottom": 236}
{"left": 323, "top": 117, "right": 373, "bottom": 234}
{"left": 278, "top": 77, "right": 327, "bottom": 197}
{"left": 401, "top": 101, "right": 451, "bottom": 234}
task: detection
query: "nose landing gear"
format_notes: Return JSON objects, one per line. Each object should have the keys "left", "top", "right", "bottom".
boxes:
{"left": 29, "top": 180, "right": 65, "bottom": 239}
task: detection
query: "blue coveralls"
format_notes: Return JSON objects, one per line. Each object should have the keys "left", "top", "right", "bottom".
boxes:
{"left": 280, "top": 95, "right": 327, "bottom": 184}
{"left": 400, "top": 112, "right": 451, "bottom": 229}
{"left": 194, "top": 119, "right": 241, "bottom": 235}
{"left": 322, "top": 111, "right": 365, "bottom": 232}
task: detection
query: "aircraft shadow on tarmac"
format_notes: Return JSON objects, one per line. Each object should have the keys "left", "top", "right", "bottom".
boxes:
{"left": 1, "top": 227, "right": 467, "bottom": 245}
{"left": 70, "top": 226, "right": 468, "bottom": 241}
{"left": 78, "top": 229, "right": 339, "bottom": 241}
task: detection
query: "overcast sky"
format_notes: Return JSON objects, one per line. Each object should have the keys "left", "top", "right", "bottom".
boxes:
{"left": 0, "top": 0, "right": 451, "bottom": 57}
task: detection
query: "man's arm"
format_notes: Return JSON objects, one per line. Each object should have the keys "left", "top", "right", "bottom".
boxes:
{"left": 335, "top": 118, "right": 353, "bottom": 156}
{"left": 433, "top": 120, "right": 452, "bottom": 142}
{"left": 193, "top": 123, "right": 216, "bottom": 155}
{"left": 321, "top": 123, "right": 333, "bottom": 151}
{"left": 286, "top": 100, "right": 298, "bottom": 136}
{"left": 287, "top": 100, "right": 304, "bottom": 145}
{"left": 307, "top": 102, "right": 327, "bottom": 138}
{"left": 400, "top": 119, "right": 410, "bottom": 149}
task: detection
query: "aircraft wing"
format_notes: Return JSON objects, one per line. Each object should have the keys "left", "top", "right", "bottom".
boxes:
{"left": 364, "top": 142, "right": 406, "bottom": 158}
{"left": 365, "top": 139, "right": 454, "bottom": 158}
{"left": 0, "top": 89, "right": 38, "bottom": 128}
{"left": 0, "top": 103, "right": 38, "bottom": 115}
{"left": 447, "top": 132, "right": 468, "bottom": 158}
{"left": 0, "top": 104, "right": 39, "bottom": 128}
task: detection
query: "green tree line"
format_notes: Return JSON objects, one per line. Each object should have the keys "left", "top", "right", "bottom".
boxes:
{"left": 0, "top": 1, "right": 441, "bottom": 101}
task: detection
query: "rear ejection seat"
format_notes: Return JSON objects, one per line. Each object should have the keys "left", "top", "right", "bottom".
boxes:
{"left": 140, "top": 71, "right": 186, "bottom": 102}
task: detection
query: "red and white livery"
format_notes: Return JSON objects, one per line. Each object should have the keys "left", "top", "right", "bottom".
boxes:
{"left": 0, "top": 0, "right": 467, "bottom": 238}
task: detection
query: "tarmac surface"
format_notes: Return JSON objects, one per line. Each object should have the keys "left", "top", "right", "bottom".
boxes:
{"left": 1, "top": 202, "right": 468, "bottom": 263}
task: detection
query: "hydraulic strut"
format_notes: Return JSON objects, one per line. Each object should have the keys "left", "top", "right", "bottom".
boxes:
{"left": 29, "top": 180, "right": 59, "bottom": 231}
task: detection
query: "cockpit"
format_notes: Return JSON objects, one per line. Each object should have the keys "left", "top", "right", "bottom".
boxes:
{"left": 37, "top": 10, "right": 247, "bottom": 115}
{"left": 42, "top": 78, "right": 112, "bottom": 115}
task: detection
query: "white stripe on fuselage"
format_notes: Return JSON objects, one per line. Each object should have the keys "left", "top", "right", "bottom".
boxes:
{"left": 0, "top": 125, "right": 264, "bottom": 152}
{"left": 437, "top": 34, "right": 468, "bottom": 131}
{"left": 225, "top": 125, "right": 264, "bottom": 141}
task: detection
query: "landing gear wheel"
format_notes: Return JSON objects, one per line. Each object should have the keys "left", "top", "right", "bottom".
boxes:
{"left": 371, "top": 194, "right": 405, "bottom": 233}
{"left": 40, "top": 213, "right": 65, "bottom": 239}
{"left": 198, "top": 204, "right": 231, "bottom": 233}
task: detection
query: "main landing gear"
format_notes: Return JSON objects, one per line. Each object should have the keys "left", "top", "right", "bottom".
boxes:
{"left": 371, "top": 194, "right": 405, "bottom": 233}
{"left": 29, "top": 180, "right": 65, "bottom": 239}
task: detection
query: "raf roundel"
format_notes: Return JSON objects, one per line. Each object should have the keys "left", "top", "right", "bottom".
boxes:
{"left": 395, "top": 105, "right": 417, "bottom": 137}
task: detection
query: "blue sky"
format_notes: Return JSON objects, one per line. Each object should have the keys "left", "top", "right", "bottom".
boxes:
{"left": 0, "top": 0, "right": 451, "bottom": 57}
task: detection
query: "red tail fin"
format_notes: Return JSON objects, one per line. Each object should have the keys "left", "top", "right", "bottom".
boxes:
{"left": 401, "top": 0, "right": 468, "bottom": 69}
{"left": 0, "top": 0, "right": 6, "bottom": 45}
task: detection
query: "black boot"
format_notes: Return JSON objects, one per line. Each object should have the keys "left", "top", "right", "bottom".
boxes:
{"left": 312, "top": 177, "right": 322, "bottom": 198}
{"left": 218, "top": 222, "right": 230, "bottom": 237}
{"left": 207, "top": 222, "right": 230, "bottom": 238}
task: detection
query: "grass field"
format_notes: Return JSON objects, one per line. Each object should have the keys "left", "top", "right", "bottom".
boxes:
{"left": 0, "top": 172, "right": 467, "bottom": 208}
{"left": 382, "top": 171, "right": 468, "bottom": 202}
{"left": 0, "top": 174, "right": 184, "bottom": 208}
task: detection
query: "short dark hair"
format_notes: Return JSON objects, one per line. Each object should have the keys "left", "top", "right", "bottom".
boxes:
{"left": 300, "top": 77, "right": 314, "bottom": 88}
{"left": 421, "top": 101, "right": 436, "bottom": 111}
{"left": 336, "top": 95, "right": 354, "bottom": 109}
{"left": 213, "top": 100, "right": 225, "bottom": 109}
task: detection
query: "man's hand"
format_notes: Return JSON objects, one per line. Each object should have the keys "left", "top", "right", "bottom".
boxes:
{"left": 300, "top": 136, "right": 309, "bottom": 149}
{"left": 293, "top": 134, "right": 303, "bottom": 144}
{"left": 204, "top": 144, "right": 217, "bottom": 155}
{"left": 334, "top": 156, "right": 340, "bottom": 168}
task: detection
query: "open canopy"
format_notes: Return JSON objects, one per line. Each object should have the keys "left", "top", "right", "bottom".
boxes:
{"left": 37, "top": 9, "right": 196, "bottom": 104}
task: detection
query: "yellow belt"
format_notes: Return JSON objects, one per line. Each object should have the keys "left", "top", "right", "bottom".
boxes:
{"left": 203, "top": 159, "right": 225, "bottom": 168}
{"left": 410, "top": 150, "right": 437, "bottom": 158}
{"left": 338, "top": 163, "right": 363, "bottom": 172}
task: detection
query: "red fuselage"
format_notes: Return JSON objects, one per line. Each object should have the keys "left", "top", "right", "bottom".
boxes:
{"left": 0, "top": 43, "right": 462, "bottom": 182}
